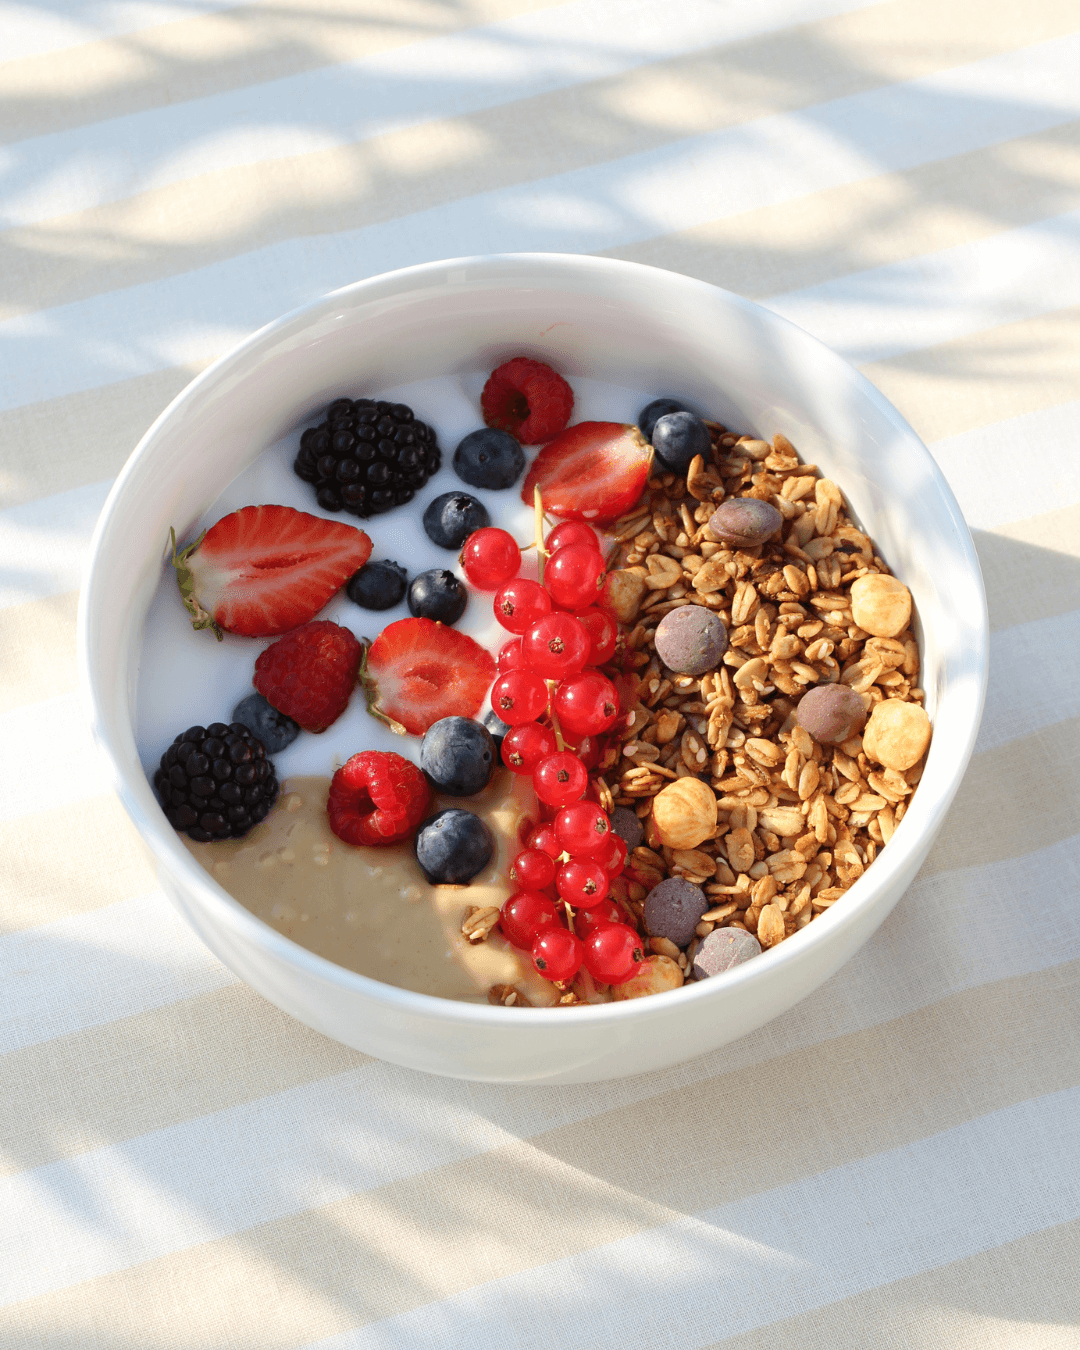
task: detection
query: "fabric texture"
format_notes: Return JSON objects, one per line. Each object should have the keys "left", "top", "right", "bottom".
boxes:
{"left": 2, "top": 0, "right": 1079, "bottom": 1344}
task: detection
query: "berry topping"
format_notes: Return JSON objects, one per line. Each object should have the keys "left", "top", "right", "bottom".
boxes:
{"left": 326, "top": 750, "right": 431, "bottom": 846}
{"left": 500, "top": 890, "right": 560, "bottom": 949}
{"left": 574, "top": 897, "right": 626, "bottom": 938}
{"left": 453, "top": 427, "right": 526, "bottom": 489}
{"left": 501, "top": 721, "right": 557, "bottom": 774}
{"left": 346, "top": 559, "right": 408, "bottom": 611}
{"left": 153, "top": 721, "right": 278, "bottom": 842}
{"left": 582, "top": 923, "right": 645, "bottom": 985}
{"left": 637, "top": 397, "right": 688, "bottom": 440}
{"left": 497, "top": 637, "right": 526, "bottom": 672}
{"left": 521, "top": 612, "right": 591, "bottom": 680}
{"left": 594, "top": 831, "right": 628, "bottom": 877}
{"left": 490, "top": 670, "right": 548, "bottom": 726}
{"left": 654, "top": 605, "right": 729, "bottom": 676}
{"left": 574, "top": 607, "right": 618, "bottom": 665}
{"left": 509, "top": 848, "right": 556, "bottom": 891}
{"left": 460, "top": 527, "right": 522, "bottom": 590}
{"left": 419, "top": 716, "right": 496, "bottom": 797}
{"left": 362, "top": 617, "right": 497, "bottom": 736}
{"left": 293, "top": 398, "right": 440, "bottom": 517}
{"left": 230, "top": 692, "right": 301, "bottom": 755}
{"left": 555, "top": 857, "right": 609, "bottom": 909}
{"left": 170, "top": 505, "right": 371, "bottom": 639}
{"left": 481, "top": 357, "right": 574, "bottom": 445}
{"left": 422, "top": 491, "right": 490, "bottom": 549}
{"left": 650, "top": 411, "right": 711, "bottom": 473}
{"left": 253, "top": 620, "right": 363, "bottom": 733}
{"left": 531, "top": 927, "right": 583, "bottom": 982}
{"left": 493, "top": 577, "right": 552, "bottom": 634}
{"left": 532, "top": 751, "right": 587, "bottom": 807}
{"left": 707, "top": 498, "right": 783, "bottom": 548}
{"left": 545, "top": 544, "right": 607, "bottom": 610}
{"left": 643, "top": 877, "right": 709, "bottom": 948}
{"left": 482, "top": 708, "right": 511, "bottom": 752}
{"left": 555, "top": 800, "right": 611, "bottom": 855}
{"left": 545, "top": 520, "right": 601, "bottom": 554}
{"left": 552, "top": 669, "right": 620, "bottom": 737}
{"left": 520, "top": 422, "right": 651, "bottom": 524}
{"left": 407, "top": 568, "right": 467, "bottom": 625}
{"left": 415, "top": 808, "right": 495, "bottom": 884}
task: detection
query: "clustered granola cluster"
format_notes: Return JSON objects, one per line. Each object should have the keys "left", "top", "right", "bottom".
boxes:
{"left": 478, "top": 424, "right": 931, "bottom": 1005}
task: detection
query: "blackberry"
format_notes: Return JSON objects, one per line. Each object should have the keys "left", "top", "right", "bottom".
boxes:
{"left": 153, "top": 721, "right": 279, "bottom": 842}
{"left": 293, "top": 398, "right": 441, "bottom": 518}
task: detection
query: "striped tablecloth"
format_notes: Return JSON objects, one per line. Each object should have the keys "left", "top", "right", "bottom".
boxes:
{"left": 3, "top": 1, "right": 1079, "bottom": 1344}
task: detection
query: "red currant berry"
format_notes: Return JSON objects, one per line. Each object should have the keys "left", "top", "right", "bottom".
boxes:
{"left": 556, "top": 857, "right": 610, "bottom": 909}
{"left": 555, "top": 800, "right": 611, "bottom": 855}
{"left": 574, "top": 898, "right": 625, "bottom": 938}
{"left": 501, "top": 722, "right": 557, "bottom": 774}
{"left": 546, "top": 521, "right": 601, "bottom": 554}
{"left": 526, "top": 822, "right": 562, "bottom": 858}
{"left": 594, "top": 832, "right": 628, "bottom": 877}
{"left": 491, "top": 670, "right": 548, "bottom": 726}
{"left": 531, "top": 927, "right": 583, "bottom": 982}
{"left": 460, "top": 527, "right": 521, "bottom": 589}
{"left": 553, "top": 669, "right": 620, "bottom": 737}
{"left": 510, "top": 848, "right": 556, "bottom": 891}
{"left": 521, "top": 612, "right": 591, "bottom": 680}
{"left": 533, "top": 751, "right": 588, "bottom": 806}
{"left": 500, "top": 890, "right": 560, "bottom": 949}
{"left": 494, "top": 577, "right": 552, "bottom": 634}
{"left": 545, "top": 544, "right": 607, "bottom": 611}
{"left": 583, "top": 923, "right": 645, "bottom": 984}
{"left": 497, "top": 638, "right": 525, "bottom": 673}
{"left": 574, "top": 607, "right": 618, "bottom": 665}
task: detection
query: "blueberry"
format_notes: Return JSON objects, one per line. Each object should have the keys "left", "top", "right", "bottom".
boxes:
{"left": 482, "top": 708, "right": 511, "bottom": 754}
{"left": 422, "top": 491, "right": 491, "bottom": 549}
{"left": 420, "top": 717, "right": 496, "bottom": 796}
{"left": 414, "top": 809, "right": 495, "bottom": 884}
{"left": 637, "top": 397, "right": 688, "bottom": 441}
{"left": 651, "top": 411, "right": 711, "bottom": 474}
{"left": 346, "top": 559, "right": 408, "bottom": 611}
{"left": 407, "top": 569, "right": 467, "bottom": 624}
{"left": 230, "top": 693, "right": 300, "bottom": 755}
{"left": 453, "top": 427, "right": 525, "bottom": 490}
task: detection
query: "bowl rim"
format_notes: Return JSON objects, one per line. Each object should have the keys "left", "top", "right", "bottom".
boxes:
{"left": 78, "top": 250, "right": 989, "bottom": 1027}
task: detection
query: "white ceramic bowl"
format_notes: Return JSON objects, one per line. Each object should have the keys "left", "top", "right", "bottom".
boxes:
{"left": 78, "top": 253, "right": 987, "bottom": 1084}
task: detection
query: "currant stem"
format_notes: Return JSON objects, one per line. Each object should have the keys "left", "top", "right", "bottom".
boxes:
{"left": 546, "top": 680, "right": 566, "bottom": 751}
{"left": 533, "top": 485, "right": 548, "bottom": 584}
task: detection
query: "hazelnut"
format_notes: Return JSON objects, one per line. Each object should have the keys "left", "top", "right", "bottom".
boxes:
{"left": 863, "top": 699, "right": 931, "bottom": 770}
{"left": 651, "top": 777, "right": 717, "bottom": 849}
{"left": 796, "top": 683, "right": 867, "bottom": 745}
{"left": 611, "top": 954, "right": 684, "bottom": 999}
{"left": 849, "top": 573, "right": 911, "bottom": 638}
{"left": 600, "top": 570, "right": 647, "bottom": 623}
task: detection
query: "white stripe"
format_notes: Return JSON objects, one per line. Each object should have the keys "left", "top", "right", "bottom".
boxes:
{"left": 977, "top": 611, "right": 1080, "bottom": 755}
{"left": 0, "top": 478, "right": 109, "bottom": 608}
{"left": 2, "top": 827, "right": 1077, "bottom": 1300}
{"left": 766, "top": 206, "right": 1080, "bottom": 365}
{"left": 0, "top": 0, "right": 240, "bottom": 64}
{"left": 0, "top": 0, "right": 881, "bottom": 227}
{"left": 929, "top": 398, "right": 1080, "bottom": 531}
{"left": 0, "top": 892, "right": 234, "bottom": 1057}
{"left": 2, "top": 35, "right": 1078, "bottom": 411}
{"left": 1, "top": 692, "right": 112, "bottom": 822}
{"left": 308, "top": 1086, "right": 1080, "bottom": 1350}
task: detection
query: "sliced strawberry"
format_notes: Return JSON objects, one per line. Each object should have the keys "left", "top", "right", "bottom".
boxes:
{"left": 362, "top": 618, "right": 496, "bottom": 736}
{"left": 520, "top": 422, "right": 651, "bottom": 525}
{"left": 171, "top": 505, "right": 371, "bottom": 639}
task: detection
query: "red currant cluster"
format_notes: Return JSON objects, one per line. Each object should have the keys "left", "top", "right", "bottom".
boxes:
{"left": 461, "top": 520, "right": 644, "bottom": 988}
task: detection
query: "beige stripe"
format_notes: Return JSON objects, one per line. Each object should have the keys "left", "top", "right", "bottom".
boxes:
{"left": 0, "top": 0, "right": 554, "bottom": 145}
{"left": 0, "top": 795, "right": 157, "bottom": 932}
{"left": 977, "top": 507, "right": 1080, "bottom": 633}
{"left": 605, "top": 119, "right": 1080, "bottom": 302}
{"left": 706, "top": 1218, "right": 1080, "bottom": 1349}
{"left": 0, "top": 984, "right": 365, "bottom": 1177}
{"left": 860, "top": 304, "right": 1080, "bottom": 444}
{"left": 5, "top": 0, "right": 1078, "bottom": 322}
{"left": 4, "top": 959, "right": 1078, "bottom": 1344}
{"left": 0, "top": 591, "right": 78, "bottom": 712}
{"left": 0, "top": 364, "right": 205, "bottom": 509}
{"left": 920, "top": 717, "right": 1080, "bottom": 879}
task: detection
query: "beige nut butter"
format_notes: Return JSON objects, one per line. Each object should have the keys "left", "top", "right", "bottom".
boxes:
{"left": 184, "top": 770, "right": 559, "bottom": 1005}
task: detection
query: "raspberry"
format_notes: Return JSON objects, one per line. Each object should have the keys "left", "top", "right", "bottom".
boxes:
{"left": 327, "top": 751, "right": 431, "bottom": 846}
{"left": 253, "top": 620, "right": 363, "bottom": 733}
{"left": 481, "top": 358, "right": 573, "bottom": 445}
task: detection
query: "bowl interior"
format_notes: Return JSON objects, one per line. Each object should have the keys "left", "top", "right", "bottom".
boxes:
{"left": 81, "top": 253, "right": 987, "bottom": 1030}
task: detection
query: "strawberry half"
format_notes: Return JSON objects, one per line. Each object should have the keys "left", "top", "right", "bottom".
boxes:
{"left": 362, "top": 618, "right": 496, "bottom": 736}
{"left": 171, "top": 505, "right": 371, "bottom": 639}
{"left": 520, "top": 422, "right": 652, "bottom": 525}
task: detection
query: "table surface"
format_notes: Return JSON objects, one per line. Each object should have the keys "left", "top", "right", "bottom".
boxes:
{"left": 3, "top": 1, "right": 1080, "bottom": 1345}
